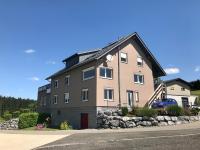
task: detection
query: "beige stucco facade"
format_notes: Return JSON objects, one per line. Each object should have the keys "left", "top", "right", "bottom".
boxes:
{"left": 96, "top": 39, "right": 154, "bottom": 108}
{"left": 37, "top": 33, "right": 165, "bottom": 128}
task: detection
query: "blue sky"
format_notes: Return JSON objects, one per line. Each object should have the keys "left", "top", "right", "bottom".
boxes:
{"left": 0, "top": 0, "right": 200, "bottom": 99}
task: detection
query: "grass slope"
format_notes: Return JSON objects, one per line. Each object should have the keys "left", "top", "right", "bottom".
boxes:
{"left": 191, "top": 90, "right": 200, "bottom": 98}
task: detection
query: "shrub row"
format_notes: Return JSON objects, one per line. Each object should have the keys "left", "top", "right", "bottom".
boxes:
{"left": 123, "top": 105, "right": 200, "bottom": 117}
{"left": 18, "top": 112, "right": 39, "bottom": 129}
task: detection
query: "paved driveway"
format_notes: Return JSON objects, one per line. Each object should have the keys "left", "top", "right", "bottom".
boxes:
{"left": 36, "top": 128, "right": 200, "bottom": 150}
{"left": 0, "top": 133, "right": 67, "bottom": 150}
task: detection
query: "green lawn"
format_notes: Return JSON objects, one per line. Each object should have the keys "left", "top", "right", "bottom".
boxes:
{"left": 22, "top": 126, "right": 59, "bottom": 131}
{"left": 191, "top": 90, "right": 200, "bottom": 98}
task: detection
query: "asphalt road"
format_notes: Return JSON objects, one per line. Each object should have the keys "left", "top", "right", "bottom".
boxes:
{"left": 35, "top": 128, "right": 200, "bottom": 150}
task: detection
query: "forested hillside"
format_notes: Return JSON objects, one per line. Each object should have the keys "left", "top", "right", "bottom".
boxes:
{"left": 0, "top": 96, "right": 37, "bottom": 116}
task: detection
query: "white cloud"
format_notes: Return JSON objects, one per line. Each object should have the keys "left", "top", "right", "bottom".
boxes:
{"left": 194, "top": 66, "right": 200, "bottom": 72}
{"left": 164, "top": 67, "right": 180, "bottom": 75}
{"left": 46, "top": 61, "right": 56, "bottom": 65}
{"left": 24, "top": 49, "right": 36, "bottom": 54}
{"left": 28, "top": 77, "right": 40, "bottom": 81}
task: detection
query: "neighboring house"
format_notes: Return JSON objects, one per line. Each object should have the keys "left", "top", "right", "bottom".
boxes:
{"left": 37, "top": 32, "right": 166, "bottom": 129}
{"left": 164, "top": 78, "right": 198, "bottom": 108}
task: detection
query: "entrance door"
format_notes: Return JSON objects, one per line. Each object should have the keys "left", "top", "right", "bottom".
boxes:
{"left": 127, "top": 91, "right": 134, "bottom": 107}
{"left": 81, "top": 113, "right": 88, "bottom": 129}
{"left": 182, "top": 97, "right": 189, "bottom": 108}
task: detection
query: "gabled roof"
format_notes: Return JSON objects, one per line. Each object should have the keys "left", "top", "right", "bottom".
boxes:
{"left": 164, "top": 78, "right": 191, "bottom": 87}
{"left": 46, "top": 32, "right": 166, "bottom": 80}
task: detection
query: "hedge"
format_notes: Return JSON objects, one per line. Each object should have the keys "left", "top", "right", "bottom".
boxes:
{"left": 3, "top": 111, "right": 12, "bottom": 121}
{"left": 166, "top": 105, "right": 183, "bottom": 116}
{"left": 18, "top": 112, "right": 39, "bottom": 129}
{"left": 135, "top": 108, "right": 158, "bottom": 117}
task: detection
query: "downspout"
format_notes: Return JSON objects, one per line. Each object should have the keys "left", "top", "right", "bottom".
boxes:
{"left": 118, "top": 48, "right": 121, "bottom": 108}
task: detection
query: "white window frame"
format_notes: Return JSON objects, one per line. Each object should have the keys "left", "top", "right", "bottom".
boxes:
{"left": 64, "top": 93, "right": 70, "bottom": 103}
{"left": 135, "top": 91, "right": 139, "bottom": 102}
{"left": 99, "top": 67, "right": 113, "bottom": 79}
{"left": 53, "top": 95, "right": 58, "bottom": 104}
{"left": 82, "top": 89, "right": 89, "bottom": 102}
{"left": 137, "top": 56, "right": 143, "bottom": 67}
{"left": 134, "top": 74, "right": 144, "bottom": 84}
{"left": 54, "top": 80, "right": 59, "bottom": 88}
{"left": 120, "top": 52, "right": 128, "bottom": 63}
{"left": 104, "top": 88, "right": 114, "bottom": 101}
{"left": 82, "top": 66, "right": 95, "bottom": 81}
{"left": 65, "top": 75, "right": 70, "bottom": 85}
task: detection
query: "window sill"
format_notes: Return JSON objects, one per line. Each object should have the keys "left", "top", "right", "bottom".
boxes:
{"left": 100, "top": 76, "right": 113, "bottom": 80}
{"left": 82, "top": 100, "right": 88, "bottom": 102}
{"left": 104, "top": 99, "right": 114, "bottom": 102}
{"left": 83, "top": 76, "right": 95, "bottom": 81}
{"left": 134, "top": 82, "right": 144, "bottom": 85}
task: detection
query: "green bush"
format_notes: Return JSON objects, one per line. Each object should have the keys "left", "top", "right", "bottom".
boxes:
{"left": 37, "top": 113, "right": 51, "bottom": 127}
{"left": 183, "top": 108, "right": 192, "bottom": 116}
{"left": 190, "top": 108, "right": 200, "bottom": 116}
{"left": 135, "top": 108, "right": 158, "bottom": 117}
{"left": 156, "top": 108, "right": 167, "bottom": 116}
{"left": 20, "top": 109, "right": 31, "bottom": 113}
{"left": 121, "top": 107, "right": 128, "bottom": 116}
{"left": 0, "top": 117, "right": 5, "bottom": 123}
{"left": 18, "top": 112, "right": 39, "bottom": 129}
{"left": 166, "top": 105, "right": 183, "bottom": 116}
{"left": 12, "top": 111, "right": 20, "bottom": 118}
{"left": 60, "top": 121, "right": 72, "bottom": 130}
{"left": 3, "top": 111, "right": 12, "bottom": 120}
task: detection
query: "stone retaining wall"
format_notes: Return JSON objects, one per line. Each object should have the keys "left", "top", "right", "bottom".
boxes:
{"left": 0, "top": 118, "right": 19, "bottom": 130}
{"left": 97, "top": 111, "right": 200, "bottom": 129}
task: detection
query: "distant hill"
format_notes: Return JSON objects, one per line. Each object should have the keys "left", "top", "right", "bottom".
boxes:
{"left": 0, "top": 96, "right": 36, "bottom": 116}
{"left": 190, "top": 80, "right": 200, "bottom": 90}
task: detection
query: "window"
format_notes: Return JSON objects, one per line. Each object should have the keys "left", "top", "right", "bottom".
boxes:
{"left": 53, "top": 80, "right": 58, "bottom": 88}
{"left": 121, "top": 52, "right": 128, "bottom": 63}
{"left": 83, "top": 67, "right": 95, "bottom": 80}
{"left": 43, "top": 96, "right": 46, "bottom": 106}
{"left": 104, "top": 89, "right": 114, "bottom": 100}
{"left": 137, "top": 56, "right": 143, "bottom": 66}
{"left": 181, "top": 87, "right": 185, "bottom": 91}
{"left": 82, "top": 89, "right": 89, "bottom": 101}
{"left": 134, "top": 74, "right": 144, "bottom": 84}
{"left": 65, "top": 75, "right": 70, "bottom": 85}
{"left": 100, "top": 67, "right": 113, "bottom": 79}
{"left": 64, "top": 93, "right": 69, "bottom": 103}
{"left": 53, "top": 95, "right": 58, "bottom": 104}
{"left": 171, "top": 87, "right": 175, "bottom": 90}
{"left": 135, "top": 92, "right": 139, "bottom": 102}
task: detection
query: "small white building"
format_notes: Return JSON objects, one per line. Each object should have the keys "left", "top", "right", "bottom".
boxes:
{"left": 165, "top": 78, "right": 198, "bottom": 108}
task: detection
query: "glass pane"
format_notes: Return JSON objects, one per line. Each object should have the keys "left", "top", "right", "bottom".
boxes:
{"left": 104, "top": 90, "right": 107, "bottom": 99}
{"left": 84, "top": 69, "right": 95, "bottom": 79}
{"left": 134, "top": 75, "right": 138, "bottom": 82}
{"left": 100, "top": 68, "right": 105, "bottom": 77}
{"left": 139, "top": 75, "right": 143, "bottom": 83}
{"left": 106, "top": 68, "right": 112, "bottom": 78}
{"left": 121, "top": 57, "right": 127, "bottom": 62}
{"left": 108, "top": 90, "right": 113, "bottom": 99}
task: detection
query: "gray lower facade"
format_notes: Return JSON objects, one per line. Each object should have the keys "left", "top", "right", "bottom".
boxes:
{"left": 38, "top": 106, "right": 119, "bottom": 129}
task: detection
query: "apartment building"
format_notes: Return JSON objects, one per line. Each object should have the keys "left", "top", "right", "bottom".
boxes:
{"left": 37, "top": 32, "right": 166, "bottom": 129}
